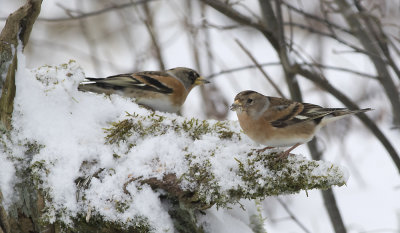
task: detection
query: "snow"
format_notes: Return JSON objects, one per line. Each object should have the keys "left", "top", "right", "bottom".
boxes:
{"left": 0, "top": 147, "right": 15, "bottom": 209}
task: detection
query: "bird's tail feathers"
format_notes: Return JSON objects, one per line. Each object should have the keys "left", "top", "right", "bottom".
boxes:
{"left": 79, "top": 77, "right": 103, "bottom": 85}
{"left": 332, "top": 108, "right": 372, "bottom": 117}
{"left": 318, "top": 108, "right": 372, "bottom": 128}
{"left": 77, "top": 78, "right": 113, "bottom": 94}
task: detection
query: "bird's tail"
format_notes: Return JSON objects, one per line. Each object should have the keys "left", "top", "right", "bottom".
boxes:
{"left": 77, "top": 78, "right": 118, "bottom": 95}
{"left": 332, "top": 108, "right": 372, "bottom": 117}
{"left": 318, "top": 108, "right": 372, "bottom": 128}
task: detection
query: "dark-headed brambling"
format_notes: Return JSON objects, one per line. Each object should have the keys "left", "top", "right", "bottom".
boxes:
{"left": 78, "top": 67, "right": 209, "bottom": 113}
{"left": 230, "top": 90, "right": 372, "bottom": 159}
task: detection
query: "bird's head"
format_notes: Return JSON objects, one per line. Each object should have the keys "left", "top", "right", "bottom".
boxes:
{"left": 167, "top": 67, "right": 209, "bottom": 91}
{"left": 230, "top": 90, "right": 270, "bottom": 118}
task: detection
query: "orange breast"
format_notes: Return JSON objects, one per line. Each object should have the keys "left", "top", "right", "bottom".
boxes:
{"left": 160, "top": 77, "right": 188, "bottom": 106}
{"left": 236, "top": 112, "right": 316, "bottom": 146}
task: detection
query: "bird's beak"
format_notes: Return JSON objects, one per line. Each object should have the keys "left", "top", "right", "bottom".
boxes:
{"left": 195, "top": 76, "right": 210, "bottom": 85}
{"left": 230, "top": 100, "right": 242, "bottom": 111}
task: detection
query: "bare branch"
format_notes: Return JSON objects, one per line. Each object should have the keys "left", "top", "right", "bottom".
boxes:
{"left": 202, "top": 21, "right": 242, "bottom": 30}
{"left": 199, "top": 0, "right": 280, "bottom": 50}
{"left": 33, "top": 0, "right": 158, "bottom": 22}
{"left": 206, "top": 62, "right": 281, "bottom": 79}
{"left": 260, "top": 0, "right": 302, "bottom": 101}
{"left": 282, "top": 1, "right": 352, "bottom": 34}
{"left": 76, "top": 0, "right": 103, "bottom": 76}
{"left": 353, "top": 1, "right": 400, "bottom": 83}
{"left": 141, "top": 2, "right": 165, "bottom": 70}
{"left": 235, "top": 39, "right": 286, "bottom": 98}
{"left": 207, "top": 62, "right": 377, "bottom": 81}
{"left": 277, "top": 197, "right": 312, "bottom": 233}
{"left": 284, "top": 22, "right": 390, "bottom": 63}
{"left": 335, "top": 0, "right": 400, "bottom": 126}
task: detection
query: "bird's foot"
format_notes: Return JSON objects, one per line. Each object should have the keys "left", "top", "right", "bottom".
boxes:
{"left": 274, "top": 143, "right": 301, "bottom": 160}
{"left": 275, "top": 150, "right": 292, "bottom": 160}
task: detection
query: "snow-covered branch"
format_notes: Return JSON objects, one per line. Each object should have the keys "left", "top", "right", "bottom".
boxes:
{"left": 0, "top": 60, "right": 348, "bottom": 231}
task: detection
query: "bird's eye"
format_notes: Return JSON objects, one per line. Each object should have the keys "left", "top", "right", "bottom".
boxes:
{"left": 189, "top": 71, "right": 197, "bottom": 81}
{"left": 247, "top": 98, "right": 253, "bottom": 104}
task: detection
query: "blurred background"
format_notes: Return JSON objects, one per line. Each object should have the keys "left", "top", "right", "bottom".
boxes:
{"left": 1, "top": 0, "right": 400, "bottom": 232}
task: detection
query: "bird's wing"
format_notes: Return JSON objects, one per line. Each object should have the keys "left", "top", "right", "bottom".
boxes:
{"left": 85, "top": 71, "right": 173, "bottom": 94}
{"left": 266, "top": 97, "right": 340, "bottom": 128}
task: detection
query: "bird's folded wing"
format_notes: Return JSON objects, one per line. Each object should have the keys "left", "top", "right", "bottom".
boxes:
{"left": 85, "top": 72, "right": 173, "bottom": 94}
{"left": 266, "top": 97, "right": 339, "bottom": 128}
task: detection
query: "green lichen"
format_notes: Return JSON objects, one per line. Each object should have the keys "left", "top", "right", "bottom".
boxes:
{"left": 103, "top": 112, "right": 346, "bottom": 212}
{"left": 24, "top": 140, "right": 45, "bottom": 156}
{"left": 30, "top": 160, "right": 50, "bottom": 186}
{"left": 169, "top": 149, "right": 347, "bottom": 210}
{"left": 115, "top": 200, "right": 130, "bottom": 213}
{"left": 180, "top": 153, "right": 222, "bottom": 209}
{"left": 231, "top": 151, "right": 346, "bottom": 199}
{"left": 105, "top": 112, "right": 240, "bottom": 145}
{"left": 54, "top": 213, "right": 153, "bottom": 233}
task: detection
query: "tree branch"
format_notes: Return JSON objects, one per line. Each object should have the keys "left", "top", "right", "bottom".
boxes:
{"left": 33, "top": 0, "right": 158, "bottom": 22}
{"left": 0, "top": 0, "right": 42, "bottom": 130}
{"left": 277, "top": 197, "right": 311, "bottom": 233}
{"left": 198, "top": 0, "right": 280, "bottom": 51}
{"left": 335, "top": 0, "right": 400, "bottom": 126}
{"left": 235, "top": 39, "right": 286, "bottom": 98}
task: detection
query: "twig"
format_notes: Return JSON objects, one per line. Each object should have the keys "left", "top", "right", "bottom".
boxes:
{"left": 301, "top": 63, "right": 378, "bottom": 79}
{"left": 141, "top": 2, "right": 165, "bottom": 70}
{"left": 207, "top": 62, "right": 378, "bottom": 80}
{"left": 110, "top": 2, "right": 138, "bottom": 72}
{"left": 201, "top": 4, "right": 229, "bottom": 120}
{"left": 335, "top": 0, "right": 400, "bottom": 126}
{"left": 76, "top": 0, "right": 102, "bottom": 77}
{"left": 123, "top": 176, "right": 142, "bottom": 195}
{"left": 287, "top": 4, "right": 294, "bottom": 52}
{"left": 268, "top": 0, "right": 302, "bottom": 101}
{"left": 235, "top": 39, "right": 286, "bottom": 98}
{"left": 206, "top": 62, "right": 281, "bottom": 79}
{"left": 282, "top": 1, "right": 352, "bottom": 34}
{"left": 354, "top": 1, "right": 400, "bottom": 83}
{"left": 30, "top": 39, "right": 122, "bottom": 71}
{"left": 276, "top": 197, "right": 312, "bottom": 233}
{"left": 199, "top": 0, "right": 280, "bottom": 51}
{"left": 203, "top": 21, "right": 242, "bottom": 30}
{"left": 35, "top": 0, "right": 158, "bottom": 22}
{"left": 283, "top": 22, "right": 390, "bottom": 63}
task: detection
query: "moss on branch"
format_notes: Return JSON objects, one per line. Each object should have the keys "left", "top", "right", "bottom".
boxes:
{"left": 103, "top": 112, "right": 347, "bottom": 208}
{"left": 7, "top": 111, "right": 347, "bottom": 231}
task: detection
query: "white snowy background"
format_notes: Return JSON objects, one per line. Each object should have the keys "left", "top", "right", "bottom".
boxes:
{"left": 1, "top": 0, "right": 400, "bottom": 232}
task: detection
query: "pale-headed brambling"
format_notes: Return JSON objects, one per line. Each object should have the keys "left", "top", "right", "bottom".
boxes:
{"left": 230, "top": 90, "right": 372, "bottom": 159}
{"left": 78, "top": 67, "right": 209, "bottom": 113}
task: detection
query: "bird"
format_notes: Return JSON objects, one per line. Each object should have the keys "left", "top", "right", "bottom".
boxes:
{"left": 230, "top": 90, "right": 372, "bottom": 159}
{"left": 78, "top": 67, "right": 209, "bottom": 113}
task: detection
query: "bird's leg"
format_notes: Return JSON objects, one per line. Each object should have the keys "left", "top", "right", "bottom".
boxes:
{"left": 277, "top": 143, "right": 301, "bottom": 160}
{"left": 257, "top": 146, "right": 275, "bottom": 153}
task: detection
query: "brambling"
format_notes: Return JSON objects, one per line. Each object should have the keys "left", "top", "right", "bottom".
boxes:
{"left": 78, "top": 67, "right": 209, "bottom": 113}
{"left": 230, "top": 90, "right": 372, "bottom": 159}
